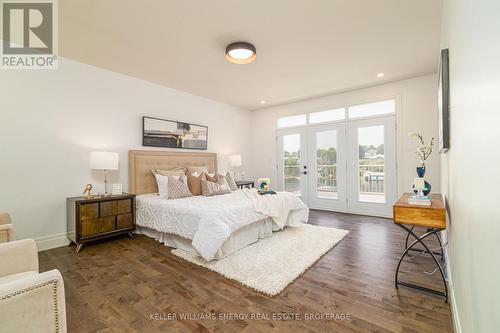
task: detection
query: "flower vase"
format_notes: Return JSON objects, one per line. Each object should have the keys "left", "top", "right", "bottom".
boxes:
{"left": 414, "top": 166, "right": 431, "bottom": 195}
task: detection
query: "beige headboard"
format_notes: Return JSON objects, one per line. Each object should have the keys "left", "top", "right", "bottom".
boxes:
{"left": 128, "top": 150, "right": 217, "bottom": 194}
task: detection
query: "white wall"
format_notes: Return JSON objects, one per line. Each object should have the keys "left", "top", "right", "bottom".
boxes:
{"left": 440, "top": 0, "right": 500, "bottom": 332}
{"left": 0, "top": 58, "right": 252, "bottom": 250}
{"left": 249, "top": 74, "right": 440, "bottom": 197}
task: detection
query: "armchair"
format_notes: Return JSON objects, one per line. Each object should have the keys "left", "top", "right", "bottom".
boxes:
{"left": 0, "top": 212, "right": 15, "bottom": 242}
{"left": 0, "top": 239, "right": 67, "bottom": 333}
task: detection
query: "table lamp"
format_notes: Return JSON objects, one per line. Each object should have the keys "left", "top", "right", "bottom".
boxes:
{"left": 228, "top": 154, "right": 242, "bottom": 180}
{"left": 90, "top": 151, "right": 119, "bottom": 196}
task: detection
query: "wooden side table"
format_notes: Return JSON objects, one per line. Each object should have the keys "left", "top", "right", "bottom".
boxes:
{"left": 67, "top": 193, "right": 136, "bottom": 253}
{"left": 235, "top": 180, "right": 254, "bottom": 189}
{"left": 393, "top": 193, "right": 448, "bottom": 302}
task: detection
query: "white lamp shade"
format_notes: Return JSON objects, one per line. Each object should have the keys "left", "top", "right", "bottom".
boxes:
{"left": 228, "top": 155, "right": 242, "bottom": 167}
{"left": 90, "top": 152, "right": 119, "bottom": 170}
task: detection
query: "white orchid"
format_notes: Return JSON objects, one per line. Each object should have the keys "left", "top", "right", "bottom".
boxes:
{"left": 408, "top": 132, "right": 434, "bottom": 167}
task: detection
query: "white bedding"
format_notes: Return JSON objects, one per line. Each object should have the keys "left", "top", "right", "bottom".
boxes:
{"left": 136, "top": 189, "right": 309, "bottom": 260}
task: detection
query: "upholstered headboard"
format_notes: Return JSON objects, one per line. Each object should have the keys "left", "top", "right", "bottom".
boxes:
{"left": 128, "top": 150, "right": 217, "bottom": 194}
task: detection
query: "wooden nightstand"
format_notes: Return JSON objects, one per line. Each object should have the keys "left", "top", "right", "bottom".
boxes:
{"left": 235, "top": 180, "right": 254, "bottom": 189}
{"left": 393, "top": 193, "right": 448, "bottom": 302}
{"left": 67, "top": 194, "right": 136, "bottom": 253}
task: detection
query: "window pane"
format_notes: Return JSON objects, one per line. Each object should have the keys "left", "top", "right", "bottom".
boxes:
{"left": 316, "top": 130, "right": 338, "bottom": 199}
{"left": 309, "top": 108, "right": 345, "bottom": 124}
{"left": 358, "top": 125, "right": 385, "bottom": 203}
{"left": 348, "top": 100, "right": 395, "bottom": 119}
{"left": 277, "top": 114, "right": 307, "bottom": 128}
{"left": 283, "top": 134, "right": 301, "bottom": 195}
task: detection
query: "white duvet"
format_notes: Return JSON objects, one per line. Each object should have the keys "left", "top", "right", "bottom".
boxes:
{"left": 136, "top": 189, "right": 309, "bottom": 260}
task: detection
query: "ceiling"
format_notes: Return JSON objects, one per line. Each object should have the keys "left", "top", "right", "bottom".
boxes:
{"left": 59, "top": 0, "right": 442, "bottom": 110}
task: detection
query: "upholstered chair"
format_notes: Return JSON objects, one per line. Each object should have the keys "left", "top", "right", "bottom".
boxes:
{"left": 0, "top": 212, "right": 15, "bottom": 243}
{"left": 0, "top": 239, "right": 67, "bottom": 333}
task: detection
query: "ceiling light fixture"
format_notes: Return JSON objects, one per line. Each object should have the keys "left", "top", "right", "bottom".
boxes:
{"left": 377, "top": 72, "right": 385, "bottom": 78}
{"left": 225, "top": 42, "right": 257, "bottom": 64}
{"left": 260, "top": 100, "right": 266, "bottom": 104}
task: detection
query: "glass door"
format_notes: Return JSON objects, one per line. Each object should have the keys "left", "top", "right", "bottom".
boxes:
{"left": 307, "top": 123, "right": 347, "bottom": 211}
{"left": 277, "top": 128, "right": 309, "bottom": 203}
{"left": 347, "top": 116, "right": 396, "bottom": 216}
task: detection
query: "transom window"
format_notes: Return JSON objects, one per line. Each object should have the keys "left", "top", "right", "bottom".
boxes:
{"left": 277, "top": 114, "right": 307, "bottom": 128}
{"left": 276, "top": 99, "right": 395, "bottom": 128}
{"left": 309, "top": 108, "right": 345, "bottom": 124}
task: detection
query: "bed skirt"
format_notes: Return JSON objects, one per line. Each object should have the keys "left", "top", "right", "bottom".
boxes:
{"left": 136, "top": 217, "right": 280, "bottom": 260}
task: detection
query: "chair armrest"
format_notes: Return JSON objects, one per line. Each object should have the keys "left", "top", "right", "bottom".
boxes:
{"left": 0, "top": 239, "right": 38, "bottom": 277}
{"left": 0, "top": 269, "right": 67, "bottom": 333}
{"left": 0, "top": 213, "right": 11, "bottom": 225}
{"left": 0, "top": 224, "right": 15, "bottom": 242}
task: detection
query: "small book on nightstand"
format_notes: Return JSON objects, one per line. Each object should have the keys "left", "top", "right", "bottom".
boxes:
{"left": 408, "top": 194, "right": 432, "bottom": 206}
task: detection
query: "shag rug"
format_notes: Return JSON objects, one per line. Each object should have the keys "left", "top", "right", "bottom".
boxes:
{"left": 171, "top": 224, "right": 349, "bottom": 296}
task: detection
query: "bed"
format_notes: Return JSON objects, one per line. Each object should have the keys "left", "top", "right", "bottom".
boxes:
{"left": 129, "top": 150, "right": 309, "bottom": 261}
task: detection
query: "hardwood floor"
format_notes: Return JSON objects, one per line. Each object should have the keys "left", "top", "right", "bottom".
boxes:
{"left": 39, "top": 210, "right": 454, "bottom": 333}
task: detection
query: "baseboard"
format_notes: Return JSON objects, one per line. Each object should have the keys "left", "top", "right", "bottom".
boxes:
{"left": 444, "top": 249, "right": 462, "bottom": 333}
{"left": 35, "top": 232, "right": 70, "bottom": 251}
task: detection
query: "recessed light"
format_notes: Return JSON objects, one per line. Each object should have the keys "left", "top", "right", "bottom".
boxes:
{"left": 260, "top": 100, "right": 266, "bottom": 104}
{"left": 377, "top": 72, "right": 385, "bottom": 78}
{"left": 225, "top": 42, "right": 257, "bottom": 64}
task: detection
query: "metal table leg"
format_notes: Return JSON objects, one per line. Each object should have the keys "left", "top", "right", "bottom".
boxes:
{"left": 404, "top": 225, "right": 444, "bottom": 258}
{"left": 395, "top": 224, "right": 448, "bottom": 302}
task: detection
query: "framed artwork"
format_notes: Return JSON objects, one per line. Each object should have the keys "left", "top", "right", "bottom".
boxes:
{"left": 143, "top": 116, "right": 208, "bottom": 150}
{"left": 438, "top": 49, "right": 450, "bottom": 153}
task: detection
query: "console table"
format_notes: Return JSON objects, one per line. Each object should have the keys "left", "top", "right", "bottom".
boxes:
{"left": 393, "top": 193, "right": 448, "bottom": 302}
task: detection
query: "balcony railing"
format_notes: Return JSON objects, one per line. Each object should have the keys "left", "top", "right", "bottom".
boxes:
{"left": 283, "top": 162, "right": 384, "bottom": 195}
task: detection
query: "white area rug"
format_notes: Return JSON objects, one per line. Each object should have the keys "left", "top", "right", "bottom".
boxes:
{"left": 171, "top": 224, "right": 349, "bottom": 296}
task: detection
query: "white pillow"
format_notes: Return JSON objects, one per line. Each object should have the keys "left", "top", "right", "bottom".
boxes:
{"left": 154, "top": 174, "right": 186, "bottom": 198}
{"left": 154, "top": 173, "right": 169, "bottom": 198}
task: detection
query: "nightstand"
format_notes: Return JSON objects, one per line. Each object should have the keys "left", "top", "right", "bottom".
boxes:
{"left": 393, "top": 193, "right": 447, "bottom": 302}
{"left": 235, "top": 180, "right": 254, "bottom": 189}
{"left": 67, "top": 194, "right": 136, "bottom": 253}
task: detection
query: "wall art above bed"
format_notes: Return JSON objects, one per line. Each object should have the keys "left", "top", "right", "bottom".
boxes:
{"left": 143, "top": 116, "right": 208, "bottom": 150}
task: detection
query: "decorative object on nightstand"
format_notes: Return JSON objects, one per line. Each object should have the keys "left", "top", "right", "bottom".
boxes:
{"left": 82, "top": 184, "right": 94, "bottom": 199}
{"left": 235, "top": 180, "right": 254, "bottom": 189}
{"left": 408, "top": 132, "right": 434, "bottom": 197}
{"left": 257, "top": 178, "right": 271, "bottom": 191}
{"left": 408, "top": 177, "right": 431, "bottom": 206}
{"left": 111, "top": 183, "right": 123, "bottom": 195}
{"left": 90, "top": 151, "right": 119, "bottom": 197}
{"left": 393, "top": 193, "right": 447, "bottom": 302}
{"left": 67, "top": 193, "right": 136, "bottom": 253}
{"left": 228, "top": 154, "right": 243, "bottom": 180}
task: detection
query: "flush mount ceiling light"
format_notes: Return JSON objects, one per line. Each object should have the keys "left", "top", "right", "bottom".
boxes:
{"left": 225, "top": 42, "right": 257, "bottom": 64}
{"left": 377, "top": 72, "right": 385, "bottom": 78}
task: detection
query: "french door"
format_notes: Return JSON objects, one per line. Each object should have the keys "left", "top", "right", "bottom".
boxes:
{"left": 306, "top": 123, "right": 347, "bottom": 211}
{"left": 277, "top": 128, "right": 309, "bottom": 203}
{"left": 347, "top": 116, "right": 396, "bottom": 216}
{"left": 277, "top": 115, "right": 396, "bottom": 217}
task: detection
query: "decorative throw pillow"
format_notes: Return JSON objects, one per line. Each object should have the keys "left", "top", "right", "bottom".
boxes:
{"left": 187, "top": 172, "right": 204, "bottom": 196}
{"left": 201, "top": 177, "right": 231, "bottom": 196}
{"left": 224, "top": 172, "right": 238, "bottom": 191}
{"left": 203, "top": 173, "right": 217, "bottom": 183}
{"left": 154, "top": 167, "right": 186, "bottom": 177}
{"left": 154, "top": 173, "right": 169, "bottom": 198}
{"left": 168, "top": 176, "right": 192, "bottom": 199}
{"left": 187, "top": 166, "right": 208, "bottom": 175}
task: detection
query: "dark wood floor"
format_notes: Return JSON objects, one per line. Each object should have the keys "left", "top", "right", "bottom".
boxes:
{"left": 40, "top": 210, "right": 454, "bottom": 333}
